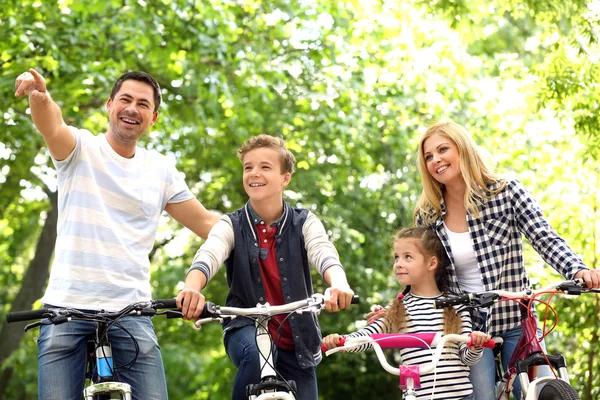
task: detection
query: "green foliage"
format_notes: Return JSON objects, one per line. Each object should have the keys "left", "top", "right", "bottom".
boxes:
{"left": 1, "top": 0, "right": 599, "bottom": 398}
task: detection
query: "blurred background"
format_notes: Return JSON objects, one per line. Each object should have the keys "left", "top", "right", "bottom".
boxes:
{"left": 1, "top": 0, "right": 599, "bottom": 398}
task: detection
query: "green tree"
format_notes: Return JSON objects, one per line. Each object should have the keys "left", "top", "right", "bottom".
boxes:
{"left": 1, "top": 0, "right": 598, "bottom": 398}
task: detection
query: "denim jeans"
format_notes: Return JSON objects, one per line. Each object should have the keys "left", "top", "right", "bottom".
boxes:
{"left": 469, "top": 323, "right": 552, "bottom": 399}
{"left": 37, "top": 315, "right": 167, "bottom": 400}
{"left": 224, "top": 325, "right": 318, "bottom": 400}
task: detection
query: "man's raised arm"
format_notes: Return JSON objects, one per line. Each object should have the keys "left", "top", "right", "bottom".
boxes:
{"left": 15, "top": 68, "right": 75, "bottom": 161}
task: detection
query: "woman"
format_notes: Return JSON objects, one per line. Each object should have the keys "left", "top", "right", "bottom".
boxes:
{"left": 412, "top": 120, "right": 599, "bottom": 399}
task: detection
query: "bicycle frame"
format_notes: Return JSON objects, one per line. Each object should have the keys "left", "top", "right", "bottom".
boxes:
{"left": 249, "top": 316, "right": 295, "bottom": 400}
{"left": 83, "top": 317, "right": 132, "bottom": 400}
{"left": 324, "top": 332, "right": 497, "bottom": 400}
{"left": 494, "top": 293, "right": 572, "bottom": 400}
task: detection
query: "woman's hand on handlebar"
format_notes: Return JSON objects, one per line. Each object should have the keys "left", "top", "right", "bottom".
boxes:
{"left": 176, "top": 288, "right": 206, "bottom": 321}
{"left": 468, "top": 331, "right": 492, "bottom": 350}
{"left": 574, "top": 268, "right": 600, "bottom": 289}
{"left": 322, "top": 334, "right": 344, "bottom": 350}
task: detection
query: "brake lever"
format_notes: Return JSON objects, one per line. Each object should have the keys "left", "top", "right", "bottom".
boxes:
{"left": 24, "top": 320, "right": 47, "bottom": 331}
{"left": 472, "top": 293, "right": 499, "bottom": 308}
{"left": 163, "top": 310, "right": 183, "bottom": 319}
{"left": 556, "top": 280, "right": 584, "bottom": 295}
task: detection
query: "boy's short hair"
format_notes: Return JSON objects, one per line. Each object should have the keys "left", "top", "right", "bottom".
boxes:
{"left": 237, "top": 134, "right": 296, "bottom": 174}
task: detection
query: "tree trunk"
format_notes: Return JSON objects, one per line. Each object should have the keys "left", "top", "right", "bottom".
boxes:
{"left": 0, "top": 190, "right": 57, "bottom": 399}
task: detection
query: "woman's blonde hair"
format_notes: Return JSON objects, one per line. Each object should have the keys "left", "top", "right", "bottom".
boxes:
{"left": 384, "top": 227, "right": 461, "bottom": 335}
{"left": 413, "top": 120, "right": 506, "bottom": 225}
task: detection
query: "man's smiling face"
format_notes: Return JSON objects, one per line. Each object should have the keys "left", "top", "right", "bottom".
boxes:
{"left": 106, "top": 79, "right": 158, "bottom": 145}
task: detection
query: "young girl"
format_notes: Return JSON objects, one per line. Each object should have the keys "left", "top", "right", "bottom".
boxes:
{"left": 322, "top": 227, "right": 490, "bottom": 400}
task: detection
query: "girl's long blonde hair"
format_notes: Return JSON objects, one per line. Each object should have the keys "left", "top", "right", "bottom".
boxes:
{"left": 384, "top": 227, "right": 461, "bottom": 335}
{"left": 413, "top": 120, "right": 506, "bottom": 226}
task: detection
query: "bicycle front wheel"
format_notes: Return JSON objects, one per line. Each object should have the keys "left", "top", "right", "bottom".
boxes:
{"left": 538, "top": 379, "right": 579, "bottom": 400}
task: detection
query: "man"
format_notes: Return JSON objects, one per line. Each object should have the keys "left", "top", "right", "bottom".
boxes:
{"left": 15, "top": 69, "right": 218, "bottom": 399}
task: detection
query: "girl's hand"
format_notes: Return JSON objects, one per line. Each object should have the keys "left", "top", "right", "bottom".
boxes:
{"left": 365, "top": 305, "right": 386, "bottom": 325}
{"left": 322, "top": 334, "right": 343, "bottom": 350}
{"left": 469, "top": 331, "right": 491, "bottom": 349}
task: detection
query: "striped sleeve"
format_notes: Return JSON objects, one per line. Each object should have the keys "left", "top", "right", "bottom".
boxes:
{"left": 343, "top": 318, "right": 389, "bottom": 352}
{"left": 457, "top": 305, "right": 483, "bottom": 366}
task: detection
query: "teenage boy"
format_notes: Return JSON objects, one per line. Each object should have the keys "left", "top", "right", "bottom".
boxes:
{"left": 177, "top": 134, "right": 354, "bottom": 400}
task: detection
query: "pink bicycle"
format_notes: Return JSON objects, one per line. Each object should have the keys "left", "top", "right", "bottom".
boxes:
{"left": 323, "top": 331, "right": 497, "bottom": 400}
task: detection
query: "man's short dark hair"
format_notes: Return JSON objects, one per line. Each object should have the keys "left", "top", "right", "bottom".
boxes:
{"left": 110, "top": 71, "right": 162, "bottom": 113}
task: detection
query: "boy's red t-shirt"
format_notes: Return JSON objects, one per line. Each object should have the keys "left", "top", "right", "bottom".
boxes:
{"left": 256, "top": 221, "right": 295, "bottom": 350}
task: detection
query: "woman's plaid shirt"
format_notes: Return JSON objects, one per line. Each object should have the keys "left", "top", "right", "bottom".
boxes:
{"left": 417, "top": 179, "right": 587, "bottom": 337}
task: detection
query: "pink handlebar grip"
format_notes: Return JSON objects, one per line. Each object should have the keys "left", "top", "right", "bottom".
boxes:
{"left": 467, "top": 334, "right": 496, "bottom": 349}
{"left": 321, "top": 336, "right": 346, "bottom": 352}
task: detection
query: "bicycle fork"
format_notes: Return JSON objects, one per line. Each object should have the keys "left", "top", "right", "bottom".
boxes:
{"left": 82, "top": 323, "right": 132, "bottom": 400}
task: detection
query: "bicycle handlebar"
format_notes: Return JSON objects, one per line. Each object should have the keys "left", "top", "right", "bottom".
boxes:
{"left": 433, "top": 279, "right": 597, "bottom": 309}
{"left": 6, "top": 298, "right": 180, "bottom": 325}
{"left": 322, "top": 332, "right": 497, "bottom": 353}
{"left": 194, "top": 294, "right": 359, "bottom": 328}
{"left": 324, "top": 333, "right": 500, "bottom": 376}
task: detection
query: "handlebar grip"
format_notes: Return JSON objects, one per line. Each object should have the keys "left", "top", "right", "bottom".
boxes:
{"left": 153, "top": 299, "right": 178, "bottom": 309}
{"left": 321, "top": 336, "right": 346, "bottom": 352}
{"left": 433, "top": 294, "right": 472, "bottom": 309}
{"left": 6, "top": 308, "right": 50, "bottom": 323}
{"left": 351, "top": 295, "right": 360, "bottom": 304}
{"left": 466, "top": 335, "right": 497, "bottom": 349}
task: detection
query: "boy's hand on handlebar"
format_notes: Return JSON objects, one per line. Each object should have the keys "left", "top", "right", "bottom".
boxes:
{"left": 469, "top": 331, "right": 492, "bottom": 349}
{"left": 574, "top": 269, "right": 600, "bottom": 289}
{"left": 324, "top": 286, "right": 354, "bottom": 312}
{"left": 322, "top": 334, "right": 344, "bottom": 350}
{"left": 176, "top": 289, "right": 205, "bottom": 321}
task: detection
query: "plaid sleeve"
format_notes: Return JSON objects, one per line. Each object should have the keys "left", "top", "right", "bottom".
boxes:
{"left": 510, "top": 180, "right": 587, "bottom": 279}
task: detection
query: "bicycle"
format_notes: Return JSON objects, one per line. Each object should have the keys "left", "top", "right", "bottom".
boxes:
{"left": 193, "top": 293, "right": 359, "bottom": 400}
{"left": 323, "top": 331, "right": 497, "bottom": 399}
{"left": 433, "top": 279, "right": 600, "bottom": 400}
{"left": 6, "top": 298, "right": 180, "bottom": 400}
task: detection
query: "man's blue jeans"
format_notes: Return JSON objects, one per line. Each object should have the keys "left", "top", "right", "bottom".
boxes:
{"left": 37, "top": 315, "right": 167, "bottom": 400}
{"left": 469, "top": 324, "right": 552, "bottom": 400}
{"left": 224, "top": 325, "right": 318, "bottom": 400}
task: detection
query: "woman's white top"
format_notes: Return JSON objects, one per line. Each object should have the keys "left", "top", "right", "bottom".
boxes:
{"left": 444, "top": 223, "right": 485, "bottom": 293}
